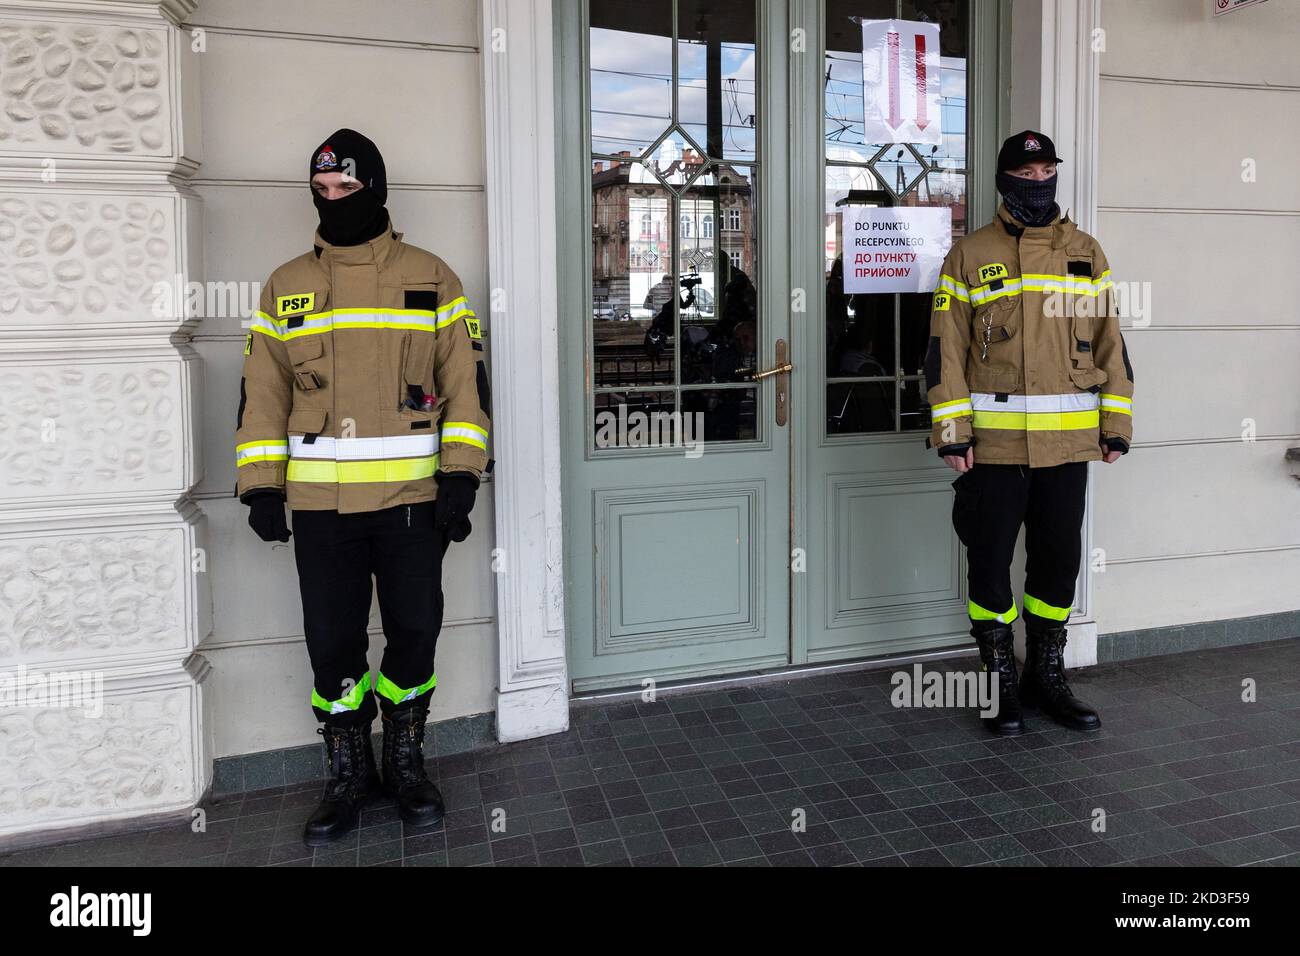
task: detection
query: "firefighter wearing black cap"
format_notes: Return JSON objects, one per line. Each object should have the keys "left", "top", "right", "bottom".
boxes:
{"left": 234, "top": 129, "right": 492, "bottom": 844}
{"left": 924, "top": 130, "right": 1134, "bottom": 737}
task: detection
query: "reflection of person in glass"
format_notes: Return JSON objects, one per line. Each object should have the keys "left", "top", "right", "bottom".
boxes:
{"left": 926, "top": 131, "right": 1133, "bottom": 739}
{"left": 826, "top": 258, "right": 894, "bottom": 433}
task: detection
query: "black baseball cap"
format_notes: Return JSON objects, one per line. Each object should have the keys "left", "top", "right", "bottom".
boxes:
{"left": 997, "top": 130, "right": 1063, "bottom": 172}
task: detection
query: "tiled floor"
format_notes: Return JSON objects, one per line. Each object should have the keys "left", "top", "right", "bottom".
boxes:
{"left": 6, "top": 638, "right": 1300, "bottom": 867}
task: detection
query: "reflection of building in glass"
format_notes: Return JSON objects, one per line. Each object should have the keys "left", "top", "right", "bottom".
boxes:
{"left": 591, "top": 149, "right": 754, "bottom": 322}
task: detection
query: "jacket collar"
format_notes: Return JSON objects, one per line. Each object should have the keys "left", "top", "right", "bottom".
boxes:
{"left": 311, "top": 216, "right": 403, "bottom": 268}
{"left": 996, "top": 202, "right": 1076, "bottom": 248}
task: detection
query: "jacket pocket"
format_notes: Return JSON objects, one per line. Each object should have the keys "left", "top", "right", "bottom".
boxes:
{"left": 403, "top": 331, "right": 436, "bottom": 392}
{"left": 1069, "top": 312, "right": 1096, "bottom": 370}
{"left": 970, "top": 296, "right": 1020, "bottom": 360}
{"left": 286, "top": 335, "right": 325, "bottom": 391}
{"left": 287, "top": 405, "right": 328, "bottom": 440}
{"left": 285, "top": 334, "right": 324, "bottom": 366}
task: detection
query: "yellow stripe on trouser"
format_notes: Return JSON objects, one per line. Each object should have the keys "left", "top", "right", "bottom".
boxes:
{"left": 311, "top": 671, "right": 373, "bottom": 714}
{"left": 1024, "top": 593, "right": 1071, "bottom": 622}
{"left": 969, "top": 599, "right": 1018, "bottom": 624}
{"left": 375, "top": 670, "right": 438, "bottom": 706}
{"left": 287, "top": 454, "right": 440, "bottom": 484}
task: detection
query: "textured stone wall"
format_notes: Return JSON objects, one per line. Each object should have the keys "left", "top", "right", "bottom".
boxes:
{"left": 0, "top": 0, "right": 210, "bottom": 844}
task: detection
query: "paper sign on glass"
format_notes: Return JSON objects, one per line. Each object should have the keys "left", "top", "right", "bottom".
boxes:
{"left": 860, "top": 18, "right": 942, "bottom": 146}
{"left": 841, "top": 206, "right": 952, "bottom": 294}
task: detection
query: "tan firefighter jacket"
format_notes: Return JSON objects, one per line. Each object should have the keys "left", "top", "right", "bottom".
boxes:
{"left": 925, "top": 204, "right": 1133, "bottom": 467}
{"left": 235, "top": 223, "right": 491, "bottom": 514}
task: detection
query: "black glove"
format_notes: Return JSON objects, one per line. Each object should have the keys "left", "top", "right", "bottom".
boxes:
{"left": 245, "top": 490, "right": 291, "bottom": 542}
{"left": 937, "top": 441, "right": 971, "bottom": 459}
{"left": 1102, "top": 437, "right": 1129, "bottom": 456}
{"left": 434, "top": 471, "right": 478, "bottom": 543}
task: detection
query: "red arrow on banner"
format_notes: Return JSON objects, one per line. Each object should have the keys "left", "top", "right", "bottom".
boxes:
{"left": 914, "top": 34, "right": 929, "bottom": 131}
{"left": 887, "top": 30, "right": 901, "bottom": 130}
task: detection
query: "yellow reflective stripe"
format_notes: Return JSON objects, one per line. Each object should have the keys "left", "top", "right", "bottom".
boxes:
{"left": 435, "top": 296, "right": 475, "bottom": 329}
{"left": 375, "top": 670, "right": 437, "bottom": 706}
{"left": 938, "top": 274, "right": 970, "bottom": 302}
{"left": 969, "top": 599, "right": 1018, "bottom": 624}
{"left": 1020, "top": 274, "right": 1109, "bottom": 296}
{"left": 286, "top": 454, "right": 439, "bottom": 484}
{"left": 969, "top": 280, "right": 1022, "bottom": 305}
{"left": 972, "top": 409, "right": 1100, "bottom": 431}
{"left": 932, "top": 398, "right": 972, "bottom": 421}
{"left": 1100, "top": 393, "right": 1132, "bottom": 415}
{"left": 441, "top": 421, "right": 488, "bottom": 449}
{"left": 312, "top": 671, "right": 372, "bottom": 714}
{"left": 1024, "top": 593, "right": 1071, "bottom": 622}
{"left": 250, "top": 312, "right": 285, "bottom": 340}
{"left": 236, "top": 440, "right": 288, "bottom": 466}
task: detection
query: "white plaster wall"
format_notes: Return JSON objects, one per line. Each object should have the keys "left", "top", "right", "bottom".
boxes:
{"left": 185, "top": 0, "right": 498, "bottom": 759}
{"left": 1092, "top": 0, "right": 1300, "bottom": 636}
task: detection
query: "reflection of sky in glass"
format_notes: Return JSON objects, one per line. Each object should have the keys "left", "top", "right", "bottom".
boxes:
{"left": 678, "top": 40, "right": 756, "bottom": 160}
{"left": 589, "top": 28, "right": 756, "bottom": 160}
{"left": 824, "top": 51, "right": 967, "bottom": 167}
{"left": 591, "top": 28, "right": 674, "bottom": 155}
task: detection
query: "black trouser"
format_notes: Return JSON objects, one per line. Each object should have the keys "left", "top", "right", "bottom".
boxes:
{"left": 951, "top": 462, "right": 1088, "bottom": 628}
{"left": 292, "top": 501, "right": 446, "bottom": 726}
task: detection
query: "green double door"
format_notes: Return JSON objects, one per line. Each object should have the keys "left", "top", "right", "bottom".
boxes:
{"left": 558, "top": 0, "right": 1004, "bottom": 691}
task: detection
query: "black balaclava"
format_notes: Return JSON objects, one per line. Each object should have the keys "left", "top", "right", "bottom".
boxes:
{"left": 996, "top": 171, "right": 1059, "bottom": 228}
{"left": 309, "top": 128, "right": 390, "bottom": 246}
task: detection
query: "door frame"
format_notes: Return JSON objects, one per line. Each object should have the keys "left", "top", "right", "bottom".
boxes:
{"left": 481, "top": 0, "right": 1103, "bottom": 743}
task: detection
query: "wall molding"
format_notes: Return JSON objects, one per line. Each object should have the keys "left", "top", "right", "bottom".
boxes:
{"left": 480, "top": 0, "right": 569, "bottom": 743}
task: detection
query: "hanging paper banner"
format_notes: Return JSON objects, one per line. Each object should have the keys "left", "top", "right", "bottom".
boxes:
{"left": 860, "top": 18, "right": 942, "bottom": 145}
{"left": 841, "top": 205, "right": 952, "bottom": 294}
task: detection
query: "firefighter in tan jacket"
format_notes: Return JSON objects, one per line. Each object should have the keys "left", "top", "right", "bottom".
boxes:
{"left": 235, "top": 129, "right": 491, "bottom": 845}
{"left": 925, "top": 131, "right": 1133, "bottom": 738}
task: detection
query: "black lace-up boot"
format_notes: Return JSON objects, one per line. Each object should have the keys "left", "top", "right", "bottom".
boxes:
{"left": 972, "top": 621, "right": 1024, "bottom": 737}
{"left": 380, "top": 701, "right": 445, "bottom": 827}
{"left": 1020, "top": 623, "right": 1101, "bottom": 732}
{"left": 302, "top": 720, "right": 380, "bottom": 846}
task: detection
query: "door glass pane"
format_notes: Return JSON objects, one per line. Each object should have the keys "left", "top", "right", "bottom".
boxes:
{"left": 589, "top": 1, "right": 673, "bottom": 156}
{"left": 589, "top": 0, "right": 761, "bottom": 450}
{"left": 823, "top": 0, "right": 970, "bottom": 437}
{"left": 592, "top": 160, "right": 675, "bottom": 387}
{"left": 676, "top": 0, "right": 757, "bottom": 162}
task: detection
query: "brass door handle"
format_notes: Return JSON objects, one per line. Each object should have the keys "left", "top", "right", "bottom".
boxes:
{"left": 736, "top": 339, "right": 792, "bottom": 426}
{"left": 751, "top": 362, "right": 794, "bottom": 381}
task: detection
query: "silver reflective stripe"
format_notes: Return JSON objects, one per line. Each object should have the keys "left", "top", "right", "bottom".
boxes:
{"left": 282, "top": 313, "right": 336, "bottom": 338}
{"left": 969, "top": 278, "right": 1023, "bottom": 305}
{"left": 970, "top": 392, "right": 1100, "bottom": 412}
{"left": 288, "top": 434, "right": 441, "bottom": 461}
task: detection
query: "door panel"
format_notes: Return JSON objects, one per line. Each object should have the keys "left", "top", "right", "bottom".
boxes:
{"left": 560, "top": 0, "right": 792, "bottom": 691}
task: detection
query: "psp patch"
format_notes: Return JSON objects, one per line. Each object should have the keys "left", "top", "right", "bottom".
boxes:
{"left": 244, "top": 332, "right": 252, "bottom": 355}
{"left": 465, "top": 316, "right": 482, "bottom": 339}
{"left": 932, "top": 291, "right": 951, "bottom": 312}
{"left": 276, "top": 292, "right": 316, "bottom": 316}
{"left": 977, "top": 263, "right": 1008, "bottom": 284}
